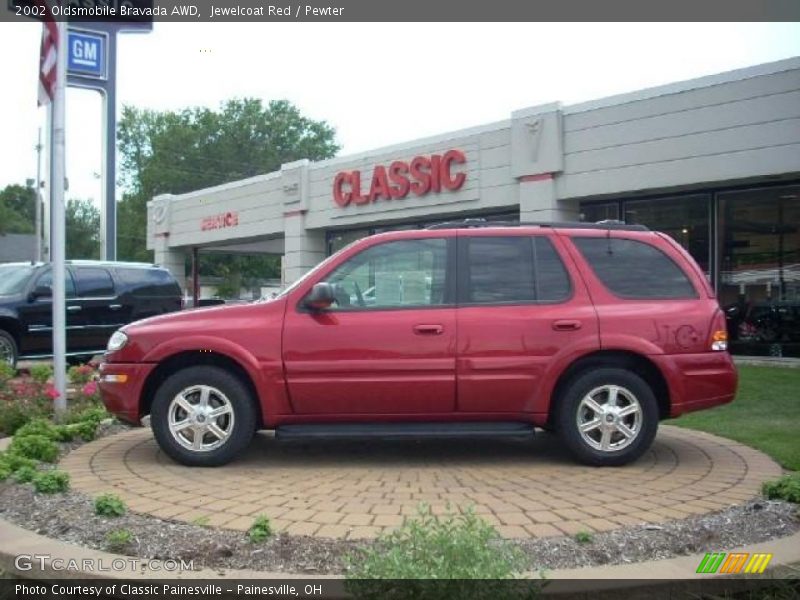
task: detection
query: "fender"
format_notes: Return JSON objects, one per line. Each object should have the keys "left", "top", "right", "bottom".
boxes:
{"left": 531, "top": 337, "right": 601, "bottom": 416}
{"left": 0, "top": 307, "right": 19, "bottom": 320}
{"left": 600, "top": 333, "right": 666, "bottom": 356}
{"left": 536, "top": 335, "right": 675, "bottom": 420}
{"left": 142, "top": 335, "right": 286, "bottom": 424}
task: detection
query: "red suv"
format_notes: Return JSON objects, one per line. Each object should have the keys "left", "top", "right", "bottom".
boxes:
{"left": 99, "top": 222, "right": 736, "bottom": 467}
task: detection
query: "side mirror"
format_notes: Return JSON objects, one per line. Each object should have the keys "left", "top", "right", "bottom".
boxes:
{"left": 31, "top": 284, "right": 52, "bottom": 300}
{"left": 304, "top": 282, "right": 335, "bottom": 311}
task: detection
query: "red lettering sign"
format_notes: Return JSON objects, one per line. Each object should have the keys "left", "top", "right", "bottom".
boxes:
{"left": 333, "top": 149, "right": 466, "bottom": 208}
{"left": 201, "top": 211, "right": 239, "bottom": 231}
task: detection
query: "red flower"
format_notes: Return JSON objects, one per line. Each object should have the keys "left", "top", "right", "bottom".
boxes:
{"left": 82, "top": 381, "right": 98, "bottom": 396}
{"left": 45, "top": 385, "right": 60, "bottom": 399}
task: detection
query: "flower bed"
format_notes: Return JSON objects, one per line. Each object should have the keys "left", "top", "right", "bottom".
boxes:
{"left": 0, "top": 361, "right": 103, "bottom": 436}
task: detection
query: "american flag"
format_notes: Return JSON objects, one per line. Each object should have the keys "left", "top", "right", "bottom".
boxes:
{"left": 36, "top": 0, "right": 59, "bottom": 106}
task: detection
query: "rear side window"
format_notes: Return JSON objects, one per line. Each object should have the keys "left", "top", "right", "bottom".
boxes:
{"left": 117, "top": 268, "right": 180, "bottom": 297}
{"left": 74, "top": 268, "right": 115, "bottom": 297}
{"left": 462, "top": 236, "right": 571, "bottom": 304}
{"left": 572, "top": 237, "right": 697, "bottom": 299}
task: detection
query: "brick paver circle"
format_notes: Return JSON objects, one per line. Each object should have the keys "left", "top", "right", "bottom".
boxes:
{"left": 59, "top": 425, "right": 781, "bottom": 540}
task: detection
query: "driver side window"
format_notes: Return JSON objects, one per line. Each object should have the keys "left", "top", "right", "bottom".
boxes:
{"left": 35, "top": 270, "right": 76, "bottom": 298}
{"left": 323, "top": 238, "right": 448, "bottom": 310}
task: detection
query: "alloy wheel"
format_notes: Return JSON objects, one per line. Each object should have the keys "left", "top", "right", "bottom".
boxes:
{"left": 576, "top": 384, "right": 642, "bottom": 452}
{"left": 167, "top": 384, "right": 235, "bottom": 452}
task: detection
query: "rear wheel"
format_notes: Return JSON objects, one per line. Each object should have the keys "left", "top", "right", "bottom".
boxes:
{"left": 556, "top": 368, "right": 658, "bottom": 466}
{"left": 0, "top": 330, "right": 18, "bottom": 369}
{"left": 151, "top": 366, "right": 257, "bottom": 466}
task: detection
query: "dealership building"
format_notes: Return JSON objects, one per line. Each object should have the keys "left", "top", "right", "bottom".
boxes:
{"left": 147, "top": 57, "right": 800, "bottom": 355}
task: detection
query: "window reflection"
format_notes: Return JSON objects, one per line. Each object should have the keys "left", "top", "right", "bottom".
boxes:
{"left": 719, "top": 185, "right": 800, "bottom": 355}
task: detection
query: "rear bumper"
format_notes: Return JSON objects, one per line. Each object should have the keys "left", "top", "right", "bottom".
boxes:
{"left": 651, "top": 352, "right": 738, "bottom": 418}
{"left": 98, "top": 361, "right": 156, "bottom": 425}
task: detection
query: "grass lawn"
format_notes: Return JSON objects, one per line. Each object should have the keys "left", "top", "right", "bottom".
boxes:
{"left": 672, "top": 365, "right": 800, "bottom": 471}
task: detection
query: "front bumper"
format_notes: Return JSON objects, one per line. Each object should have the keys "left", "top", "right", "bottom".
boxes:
{"left": 651, "top": 351, "right": 738, "bottom": 418}
{"left": 98, "top": 361, "right": 156, "bottom": 425}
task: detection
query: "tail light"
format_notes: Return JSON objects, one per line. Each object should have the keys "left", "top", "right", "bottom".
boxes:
{"left": 711, "top": 329, "right": 728, "bottom": 351}
{"left": 710, "top": 309, "right": 728, "bottom": 351}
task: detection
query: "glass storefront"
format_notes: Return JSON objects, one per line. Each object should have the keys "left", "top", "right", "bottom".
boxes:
{"left": 580, "top": 183, "right": 800, "bottom": 357}
{"left": 717, "top": 185, "right": 800, "bottom": 356}
{"left": 326, "top": 211, "right": 519, "bottom": 256}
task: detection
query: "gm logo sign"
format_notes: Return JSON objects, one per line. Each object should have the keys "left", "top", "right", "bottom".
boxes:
{"left": 67, "top": 29, "right": 107, "bottom": 80}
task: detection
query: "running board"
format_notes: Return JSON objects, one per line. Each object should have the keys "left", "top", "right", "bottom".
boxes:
{"left": 275, "top": 422, "right": 535, "bottom": 441}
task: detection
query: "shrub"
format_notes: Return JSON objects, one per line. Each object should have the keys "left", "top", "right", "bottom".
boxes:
{"left": 95, "top": 493, "right": 127, "bottom": 517}
{"left": 33, "top": 470, "right": 70, "bottom": 494}
{"left": 9, "top": 434, "right": 59, "bottom": 462}
{"left": 0, "top": 362, "right": 14, "bottom": 386}
{"left": 345, "top": 506, "right": 542, "bottom": 599}
{"left": 67, "top": 364, "right": 95, "bottom": 386}
{"left": 0, "top": 378, "right": 53, "bottom": 435}
{"left": 12, "top": 465, "right": 38, "bottom": 483}
{"left": 14, "top": 418, "right": 59, "bottom": 440}
{"left": 574, "top": 531, "right": 593, "bottom": 544}
{"left": 29, "top": 363, "right": 53, "bottom": 384}
{"left": 106, "top": 528, "right": 133, "bottom": 551}
{"left": 0, "top": 403, "right": 37, "bottom": 436}
{"left": 0, "top": 451, "right": 38, "bottom": 473}
{"left": 0, "top": 465, "right": 10, "bottom": 481}
{"left": 763, "top": 473, "right": 800, "bottom": 504}
{"left": 247, "top": 514, "right": 273, "bottom": 543}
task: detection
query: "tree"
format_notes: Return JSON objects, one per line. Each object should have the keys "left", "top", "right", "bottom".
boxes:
{"left": 116, "top": 98, "right": 340, "bottom": 283}
{"left": 65, "top": 198, "right": 100, "bottom": 260}
{"left": 0, "top": 184, "right": 36, "bottom": 235}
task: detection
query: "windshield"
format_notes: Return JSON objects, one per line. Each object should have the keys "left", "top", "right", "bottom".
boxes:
{"left": 0, "top": 264, "right": 35, "bottom": 296}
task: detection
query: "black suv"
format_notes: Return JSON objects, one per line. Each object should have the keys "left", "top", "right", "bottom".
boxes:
{"left": 0, "top": 261, "right": 182, "bottom": 367}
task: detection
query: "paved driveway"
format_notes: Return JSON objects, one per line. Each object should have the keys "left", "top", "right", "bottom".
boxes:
{"left": 60, "top": 425, "right": 780, "bottom": 540}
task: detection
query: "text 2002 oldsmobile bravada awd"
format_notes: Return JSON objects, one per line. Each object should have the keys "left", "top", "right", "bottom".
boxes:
{"left": 99, "top": 221, "right": 737, "bottom": 467}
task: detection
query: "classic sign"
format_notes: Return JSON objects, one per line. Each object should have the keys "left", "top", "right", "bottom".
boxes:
{"left": 333, "top": 150, "right": 467, "bottom": 207}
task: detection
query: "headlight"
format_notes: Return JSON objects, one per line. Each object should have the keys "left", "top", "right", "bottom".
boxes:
{"left": 107, "top": 330, "right": 128, "bottom": 352}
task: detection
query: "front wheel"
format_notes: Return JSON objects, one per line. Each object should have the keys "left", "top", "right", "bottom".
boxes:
{"left": 0, "top": 330, "right": 18, "bottom": 369}
{"left": 556, "top": 368, "right": 658, "bottom": 466}
{"left": 151, "top": 366, "right": 257, "bottom": 466}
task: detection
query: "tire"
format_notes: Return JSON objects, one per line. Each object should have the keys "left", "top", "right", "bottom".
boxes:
{"left": 556, "top": 367, "right": 658, "bottom": 467}
{"left": 150, "top": 366, "right": 257, "bottom": 466}
{"left": 0, "top": 330, "right": 18, "bottom": 369}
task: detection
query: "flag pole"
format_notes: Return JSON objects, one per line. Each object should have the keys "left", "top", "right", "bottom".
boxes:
{"left": 51, "top": 19, "right": 67, "bottom": 415}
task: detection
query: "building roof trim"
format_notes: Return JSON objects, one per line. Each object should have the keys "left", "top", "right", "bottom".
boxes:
{"left": 563, "top": 56, "right": 800, "bottom": 115}
{"left": 149, "top": 170, "right": 282, "bottom": 205}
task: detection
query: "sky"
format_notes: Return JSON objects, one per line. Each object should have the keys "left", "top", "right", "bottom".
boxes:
{"left": 0, "top": 22, "right": 799, "bottom": 206}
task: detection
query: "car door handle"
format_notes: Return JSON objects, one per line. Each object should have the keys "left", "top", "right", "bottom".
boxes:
{"left": 552, "top": 319, "right": 582, "bottom": 331}
{"left": 67, "top": 306, "right": 81, "bottom": 312}
{"left": 109, "top": 304, "right": 122, "bottom": 310}
{"left": 413, "top": 324, "right": 444, "bottom": 335}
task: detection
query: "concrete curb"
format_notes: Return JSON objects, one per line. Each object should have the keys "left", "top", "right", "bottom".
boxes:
{"left": 0, "top": 516, "right": 798, "bottom": 586}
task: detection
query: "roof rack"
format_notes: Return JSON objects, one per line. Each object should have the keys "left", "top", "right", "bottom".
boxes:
{"left": 425, "top": 218, "right": 649, "bottom": 232}
{"left": 65, "top": 259, "right": 157, "bottom": 267}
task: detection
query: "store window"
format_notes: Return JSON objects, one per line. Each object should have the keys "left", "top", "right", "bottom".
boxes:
{"left": 624, "top": 194, "right": 711, "bottom": 278}
{"left": 581, "top": 202, "right": 619, "bottom": 223}
{"left": 718, "top": 185, "right": 800, "bottom": 357}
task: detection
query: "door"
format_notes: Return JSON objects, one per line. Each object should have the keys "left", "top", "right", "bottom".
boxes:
{"left": 17, "top": 269, "right": 83, "bottom": 355}
{"left": 455, "top": 233, "right": 599, "bottom": 414}
{"left": 282, "top": 237, "right": 457, "bottom": 415}
{"left": 71, "top": 266, "right": 121, "bottom": 351}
